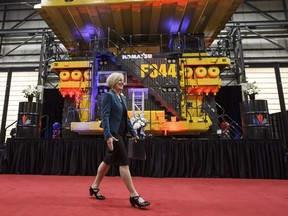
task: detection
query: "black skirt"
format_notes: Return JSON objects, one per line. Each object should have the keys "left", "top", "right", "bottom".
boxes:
{"left": 103, "top": 134, "right": 129, "bottom": 166}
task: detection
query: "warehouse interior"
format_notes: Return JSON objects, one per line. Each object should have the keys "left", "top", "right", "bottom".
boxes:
{"left": 0, "top": 0, "right": 287, "bottom": 179}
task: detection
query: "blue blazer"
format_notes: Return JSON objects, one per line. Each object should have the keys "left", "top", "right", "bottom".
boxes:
{"left": 100, "top": 90, "right": 136, "bottom": 139}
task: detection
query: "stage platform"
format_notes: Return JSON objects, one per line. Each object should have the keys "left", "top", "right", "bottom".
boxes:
{"left": 1, "top": 138, "right": 287, "bottom": 179}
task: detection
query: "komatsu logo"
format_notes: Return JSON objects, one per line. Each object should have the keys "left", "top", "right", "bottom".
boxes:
{"left": 121, "top": 53, "right": 152, "bottom": 59}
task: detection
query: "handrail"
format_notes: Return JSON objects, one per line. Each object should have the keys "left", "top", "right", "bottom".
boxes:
{"left": 96, "top": 27, "right": 182, "bottom": 119}
{"left": 5, "top": 120, "right": 17, "bottom": 130}
{"left": 202, "top": 94, "right": 243, "bottom": 139}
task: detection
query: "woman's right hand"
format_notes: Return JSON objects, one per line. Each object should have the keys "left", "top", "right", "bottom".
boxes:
{"left": 107, "top": 136, "right": 118, "bottom": 151}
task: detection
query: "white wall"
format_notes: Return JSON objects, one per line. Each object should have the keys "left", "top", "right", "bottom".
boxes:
{"left": 0, "top": 71, "right": 38, "bottom": 142}
{"left": 245, "top": 67, "right": 288, "bottom": 114}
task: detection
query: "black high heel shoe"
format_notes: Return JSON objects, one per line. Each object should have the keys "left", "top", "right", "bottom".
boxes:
{"left": 89, "top": 187, "right": 105, "bottom": 200}
{"left": 130, "top": 196, "right": 150, "bottom": 208}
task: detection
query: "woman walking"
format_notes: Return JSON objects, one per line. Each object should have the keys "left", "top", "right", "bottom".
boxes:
{"left": 89, "top": 72, "right": 150, "bottom": 208}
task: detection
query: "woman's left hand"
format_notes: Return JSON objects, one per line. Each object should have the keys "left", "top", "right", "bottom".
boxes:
{"left": 132, "top": 136, "right": 139, "bottom": 143}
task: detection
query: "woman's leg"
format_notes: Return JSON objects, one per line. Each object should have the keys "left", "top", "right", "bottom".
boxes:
{"left": 91, "top": 161, "right": 110, "bottom": 189}
{"left": 119, "top": 165, "right": 145, "bottom": 202}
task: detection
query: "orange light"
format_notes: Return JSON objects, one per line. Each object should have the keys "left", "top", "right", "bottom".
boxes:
{"left": 211, "top": 88, "right": 219, "bottom": 95}
{"left": 187, "top": 87, "right": 194, "bottom": 94}
{"left": 60, "top": 90, "right": 68, "bottom": 97}
{"left": 195, "top": 88, "right": 203, "bottom": 94}
{"left": 68, "top": 90, "right": 75, "bottom": 97}
{"left": 203, "top": 88, "right": 211, "bottom": 95}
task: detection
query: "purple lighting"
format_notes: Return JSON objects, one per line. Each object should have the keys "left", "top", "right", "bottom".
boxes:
{"left": 169, "top": 19, "right": 181, "bottom": 33}
{"left": 180, "top": 17, "right": 190, "bottom": 33}
{"left": 80, "top": 24, "right": 97, "bottom": 41}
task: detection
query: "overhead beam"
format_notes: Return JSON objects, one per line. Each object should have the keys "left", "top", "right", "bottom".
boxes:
{"left": 226, "top": 20, "right": 288, "bottom": 27}
{"left": 0, "top": 28, "right": 50, "bottom": 36}
{"left": 244, "top": 0, "right": 278, "bottom": 21}
{"left": 245, "top": 26, "right": 288, "bottom": 52}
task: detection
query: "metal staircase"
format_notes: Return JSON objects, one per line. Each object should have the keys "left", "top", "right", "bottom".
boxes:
{"left": 202, "top": 95, "right": 243, "bottom": 139}
{"left": 94, "top": 28, "right": 182, "bottom": 119}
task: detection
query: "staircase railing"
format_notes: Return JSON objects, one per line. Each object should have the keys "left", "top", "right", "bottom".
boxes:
{"left": 98, "top": 27, "right": 182, "bottom": 119}
{"left": 202, "top": 95, "right": 243, "bottom": 139}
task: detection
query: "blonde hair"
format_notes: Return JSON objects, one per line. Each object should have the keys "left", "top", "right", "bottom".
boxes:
{"left": 106, "top": 72, "right": 124, "bottom": 89}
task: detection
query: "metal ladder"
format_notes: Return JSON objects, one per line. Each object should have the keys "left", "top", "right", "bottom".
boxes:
{"left": 129, "top": 88, "right": 148, "bottom": 118}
